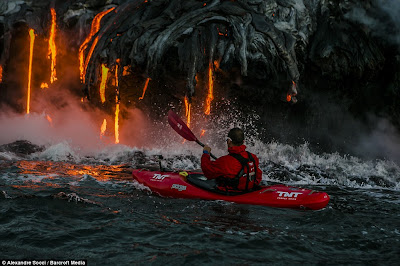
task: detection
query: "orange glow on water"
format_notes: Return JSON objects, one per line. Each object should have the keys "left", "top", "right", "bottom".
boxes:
{"left": 41, "top": 82, "right": 49, "bottom": 89}
{"left": 100, "top": 119, "right": 107, "bottom": 138}
{"left": 205, "top": 62, "right": 214, "bottom": 115}
{"left": 139, "top": 78, "right": 150, "bottom": 100}
{"left": 79, "top": 7, "right": 115, "bottom": 82}
{"left": 14, "top": 161, "right": 132, "bottom": 182}
{"left": 184, "top": 96, "right": 191, "bottom": 128}
{"left": 48, "top": 8, "right": 57, "bottom": 83}
{"left": 100, "top": 64, "right": 109, "bottom": 103}
{"left": 27, "top": 29, "right": 35, "bottom": 114}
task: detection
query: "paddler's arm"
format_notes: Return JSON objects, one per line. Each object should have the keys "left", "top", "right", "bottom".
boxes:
{"left": 201, "top": 145, "right": 226, "bottom": 179}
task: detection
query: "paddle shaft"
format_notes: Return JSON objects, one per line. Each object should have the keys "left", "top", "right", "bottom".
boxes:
{"left": 168, "top": 110, "right": 218, "bottom": 160}
{"left": 196, "top": 139, "right": 217, "bottom": 160}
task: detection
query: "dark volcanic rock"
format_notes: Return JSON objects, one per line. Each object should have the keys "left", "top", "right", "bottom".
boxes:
{"left": 0, "top": 140, "right": 44, "bottom": 156}
{"left": 0, "top": 0, "right": 399, "bottom": 160}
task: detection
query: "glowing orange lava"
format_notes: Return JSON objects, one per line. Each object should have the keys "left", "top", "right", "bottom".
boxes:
{"left": 114, "top": 61, "right": 120, "bottom": 144}
{"left": 184, "top": 96, "right": 191, "bottom": 128}
{"left": 100, "top": 119, "right": 107, "bottom": 138}
{"left": 214, "top": 60, "right": 220, "bottom": 70}
{"left": 100, "top": 64, "right": 109, "bottom": 103}
{"left": 200, "top": 129, "right": 206, "bottom": 137}
{"left": 27, "top": 29, "right": 35, "bottom": 114}
{"left": 115, "top": 97, "right": 120, "bottom": 144}
{"left": 205, "top": 62, "right": 214, "bottom": 115}
{"left": 48, "top": 8, "right": 57, "bottom": 83}
{"left": 46, "top": 114, "right": 53, "bottom": 126}
{"left": 287, "top": 80, "right": 297, "bottom": 102}
{"left": 0, "top": 65, "right": 3, "bottom": 83}
{"left": 41, "top": 82, "right": 49, "bottom": 89}
{"left": 115, "top": 59, "right": 120, "bottom": 87}
{"left": 79, "top": 7, "right": 115, "bottom": 82}
{"left": 139, "top": 78, "right": 150, "bottom": 100}
{"left": 123, "top": 65, "right": 130, "bottom": 76}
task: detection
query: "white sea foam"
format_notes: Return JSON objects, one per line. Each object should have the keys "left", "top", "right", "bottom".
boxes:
{"left": 3, "top": 134, "right": 400, "bottom": 190}
{"left": 30, "top": 141, "right": 79, "bottom": 162}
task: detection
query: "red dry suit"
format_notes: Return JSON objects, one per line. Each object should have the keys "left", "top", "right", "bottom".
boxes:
{"left": 201, "top": 145, "right": 263, "bottom": 191}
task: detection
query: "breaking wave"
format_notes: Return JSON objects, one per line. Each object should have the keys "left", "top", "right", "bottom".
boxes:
{"left": 1, "top": 137, "right": 399, "bottom": 191}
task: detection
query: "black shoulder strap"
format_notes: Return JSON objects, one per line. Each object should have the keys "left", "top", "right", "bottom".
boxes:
{"left": 246, "top": 152, "right": 256, "bottom": 165}
{"left": 229, "top": 153, "right": 250, "bottom": 182}
{"left": 229, "top": 153, "right": 250, "bottom": 167}
{"left": 227, "top": 152, "right": 259, "bottom": 191}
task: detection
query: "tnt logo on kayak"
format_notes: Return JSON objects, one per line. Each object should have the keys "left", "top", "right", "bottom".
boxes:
{"left": 171, "top": 184, "right": 187, "bottom": 191}
{"left": 151, "top": 174, "right": 169, "bottom": 181}
{"left": 276, "top": 191, "right": 302, "bottom": 200}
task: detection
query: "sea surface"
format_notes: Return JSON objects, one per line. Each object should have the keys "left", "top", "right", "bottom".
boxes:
{"left": 1, "top": 140, "right": 399, "bottom": 265}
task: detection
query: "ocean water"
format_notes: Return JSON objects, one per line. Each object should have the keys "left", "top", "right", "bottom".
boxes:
{"left": 1, "top": 140, "right": 399, "bottom": 265}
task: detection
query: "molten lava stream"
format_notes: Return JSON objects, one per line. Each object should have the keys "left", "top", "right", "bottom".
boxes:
{"left": 115, "top": 98, "right": 120, "bottom": 144}
{"left": 0, "top": 65, "right": 3, "bottom": 83}
{"left": 41, "top": 83, "right": 49, "bottom": 89}
{"left": 27, "top": 29, "right": 35, "bottom": 114}
{"left": 184, "top": 96, "right": 191, "bottom": 128}
{"left": 48, "top": 8, "right": 57, "bottom": 83}
{"left": 100, "top": 119, "right": 107, "bottom": 138}
{"left": 79, "top": 7, "right": 115, "bottom": 83}
{"left": 100, "top": 64, "right": 109, "bottom": 103}
{"left": 139, "top": 78, "right": 150, "bottom": 100}
{"left": 205, "top": 62, "right": 214, "bottom": 115}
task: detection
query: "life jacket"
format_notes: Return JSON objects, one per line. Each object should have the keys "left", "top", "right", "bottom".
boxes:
{"left": 217, "top": 152, "right": 259, "bottom": 191}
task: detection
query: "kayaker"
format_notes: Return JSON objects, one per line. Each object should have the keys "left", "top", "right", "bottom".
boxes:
{"left": 201, "top": 128, "right": 262, "bottom": 192}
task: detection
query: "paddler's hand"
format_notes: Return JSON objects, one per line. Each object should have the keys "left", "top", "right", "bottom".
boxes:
{"left": 203, "top": 145, "right": 211, "bottom": 154}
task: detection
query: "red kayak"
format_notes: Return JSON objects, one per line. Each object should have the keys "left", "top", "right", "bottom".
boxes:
{"left": 132, "top": 169, "right": 330, "bottom": 210}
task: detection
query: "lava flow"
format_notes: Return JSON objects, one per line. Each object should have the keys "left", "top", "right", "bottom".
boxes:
{"left": 287, "top": 81, "right": 297, "bottom": 103}
{"left": 0, "top": 65, "right": 3, "bottom": 83}
{"left": 114, "top": 61, "right": 120, "bottom": 144}
{"left": 115, "top": 97, "right": 120, "bottom": 144}
{"left": 100, "top": 119, "right": 107, "bottom": 138}
{"left": 100, "top": 64, "right": 109, "bottom": 103}
{"left": 48, "top": 8, "right": 57, "bottom": 83}
{"left": 205, "top": 61, "right": 214, "bottom": 115}
{"left": 27, "top": 29, "right": 35, "bottom": 114}
{"left": 79, "top": 7, "right": 115, "bottom": 82}
{"left": 41, "top": 83, "right": 49, "bottom": 89}
{"left": 139, "top": 78, "right": 150, "bottom": 100}
{"left": 184, "top": 96, "right": 191, "bottom": 128}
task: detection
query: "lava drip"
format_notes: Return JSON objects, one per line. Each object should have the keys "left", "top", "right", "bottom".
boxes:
{"left": 0, "top": 65, "right": 3, "bottom": 83}
{"left": 79, "top": 7, "right": 115, "bottom": 83}
{"left": 100, "top": 64, "right": 109, "bottom": 103}
{"left": 184, "top": 96, "right": 191, "bottom": 128}
{"left": 27, "top": 29, "right": 35, "bottom": 114}
{"left": 48, "top": 8, "right": 57, "bottom": 83}
{"left": 205, "top": 61, "right": 214, "bottom": 115}
{"left": 100, "top": 119, "right": 107, "bottom": 138}
{"left": 139, "top": 78, "right": 150, "bottom": 100}
{"left": 286, "top": 81, "right": 297, "bottom": 103}
{"left": 114, "top": 61, "right": 120, "bottom": 144}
